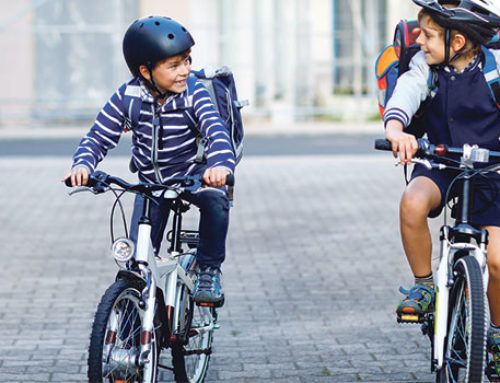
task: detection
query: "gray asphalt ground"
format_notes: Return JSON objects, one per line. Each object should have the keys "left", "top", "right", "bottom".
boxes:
{"left": 0, "top": 122, "right": 453, "bottom": 382}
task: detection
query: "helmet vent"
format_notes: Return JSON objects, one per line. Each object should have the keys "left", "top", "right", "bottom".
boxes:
{"left": 168, "top": 33, "right": 175, "bottom": 39}
{"left": 139, "top": 23, "right": 144, "bottom": 29}
{"left": 155, "top": 21, "right": 160, "bottom": 26}
{"left": 182, "top": 27, "right": 187, "bottom": 32}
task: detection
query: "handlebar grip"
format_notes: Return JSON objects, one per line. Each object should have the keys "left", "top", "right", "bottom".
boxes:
{"left": 374, "top": 139, "right": 392, "bottom": 151}
{"left": 225, "top": 173, "right": 235, "bottom": 187}
{"left": 64, "top": 175, "right": 97, "bottom": 188}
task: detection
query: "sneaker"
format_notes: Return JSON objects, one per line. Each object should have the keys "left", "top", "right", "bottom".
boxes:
{"left": 488, "top": 330, "right": 500, "bottom": 378}
{"left": 396, "top": 284, "right": 435, "bottom": 315}
{"left": 193, "top": 266, "right": 224, "bottom": 307}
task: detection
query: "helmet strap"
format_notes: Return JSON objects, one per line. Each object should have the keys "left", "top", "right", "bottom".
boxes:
{"left": 444, "top": 28, "right": 451, "bottom": 65}
{"left": 444, "top": 28, "right": 463, "bottom": 67}
{"left": 143, "top": 65, "right": 169, "bottom": 99}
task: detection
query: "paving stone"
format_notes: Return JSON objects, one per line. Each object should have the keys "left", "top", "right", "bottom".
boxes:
{"left": 0, "top": 155, "right": 445, "bottom": 381}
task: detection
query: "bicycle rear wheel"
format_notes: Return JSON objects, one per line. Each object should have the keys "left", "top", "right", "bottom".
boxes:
{"left": 171, "top": 283, "right": 213, "bottom": 383}
{"left": 88, "top": 279, "right": 159, "bottom": 383}
{"left": 437, "top": 255, "right": 487, "bottom": 383}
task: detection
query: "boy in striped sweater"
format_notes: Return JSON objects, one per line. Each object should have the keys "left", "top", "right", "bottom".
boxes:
{"left": 62, "top": 16, "right": 234, "bottom": 307}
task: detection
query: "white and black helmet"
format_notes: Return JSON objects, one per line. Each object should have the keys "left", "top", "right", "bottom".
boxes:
{"left": 413, "top": 0, "right": 500, "bottom": 44}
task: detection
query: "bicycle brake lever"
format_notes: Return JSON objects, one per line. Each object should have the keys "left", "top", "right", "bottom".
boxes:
{"left": 68, "top": 186, "right": 93, "bottom": 196}
{"left": 67, "top": 184, "right": 108, "bottom": 196}
{"left": 394, "top": 158, "right": 445, "bottom": 171}
{"left": 394, "top": 158, "right": 433, "bottom": 169}
{"left": 412, "top": 158, "right": 433, "bottom": 170}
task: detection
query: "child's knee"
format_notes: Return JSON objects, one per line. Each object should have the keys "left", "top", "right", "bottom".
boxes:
{"left": 489, "top": 255, "right": 500, "bottom": 280}
{"left": 400, "top": 189, "right": 431, "bottom": 220}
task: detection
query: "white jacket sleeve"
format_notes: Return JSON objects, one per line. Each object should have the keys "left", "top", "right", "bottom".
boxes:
{"left": 489, "top": 48, "right": 500, "bottom": 69}
{"left": 383, "top": 50, "right": 431, "bottom": 128}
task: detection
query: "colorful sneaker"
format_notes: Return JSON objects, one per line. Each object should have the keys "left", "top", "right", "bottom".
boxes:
{"left": 396, "top": 284, "right": 435, "bottom": 316}
{"left": 488, "top": 330, "right": 500, "bottom": 379}
{"left": 193, "top": 266, "right": 224, "bottom": 307}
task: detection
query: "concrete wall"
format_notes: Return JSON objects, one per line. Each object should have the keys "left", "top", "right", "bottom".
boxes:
{"left": 0, "top": 0, "right": 34, "bottom": 123}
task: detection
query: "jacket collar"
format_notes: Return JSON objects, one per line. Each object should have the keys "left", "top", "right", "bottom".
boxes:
{"left": 138, "top": 78, "right": 191, "bottom": 111}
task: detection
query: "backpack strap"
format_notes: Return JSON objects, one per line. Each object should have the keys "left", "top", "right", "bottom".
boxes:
{"left": 122, "top": 84, "right": 143, "bottom": 173}
{"left": 481, "top": 46, "right": 500, "bottom": 109}
{"left": 123, "top": 84, "right": 142, "bottom": 132}
{"left": 184, "top": 75, "right": 207, "bottom": 164}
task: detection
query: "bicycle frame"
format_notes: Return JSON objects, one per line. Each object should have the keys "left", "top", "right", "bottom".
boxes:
{"left": 132, "top": 189, "right": 197, "bottom": 367}
{"left": 71, "top": 171, "right": 231, "bottom": 382}
{"left": 431, "top": 161, "right": 490, "bottom": 370}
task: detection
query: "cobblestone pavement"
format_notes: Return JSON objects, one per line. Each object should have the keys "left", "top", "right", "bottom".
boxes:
{"left": 0, "top": 155, "right": 446, "bottom": 382}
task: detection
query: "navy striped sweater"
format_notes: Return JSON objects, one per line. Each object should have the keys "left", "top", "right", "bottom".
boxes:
{"left": 72, "top": 77, "right": 235, "bottom": 184}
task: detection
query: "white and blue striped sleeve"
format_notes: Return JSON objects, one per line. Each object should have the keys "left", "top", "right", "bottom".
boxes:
{"left": 72, "top": 84, "right": 127, "bottom": 172}
{"left": 192, "top": 82, "right": 235, "bottom": 173}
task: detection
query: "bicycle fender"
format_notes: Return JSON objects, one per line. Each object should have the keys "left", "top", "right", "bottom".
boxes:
{"left": 116, "top": 269, "right": 147, "bottom": 288}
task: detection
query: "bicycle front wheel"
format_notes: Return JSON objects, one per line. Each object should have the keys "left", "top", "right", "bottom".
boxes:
{"left": 171, "top": 283, "right": 213, "bottom": 383}
{"left": 88, "top": 279, "right": 159, "bottom": 383}
{"left": 437, "top": 255, "right": 487, "bottom": 383}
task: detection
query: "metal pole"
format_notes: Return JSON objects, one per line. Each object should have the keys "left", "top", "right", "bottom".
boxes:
{"left": 365, "top": 0, "right": 377, "bottom": 98}
{"left": 351, "top": 0, "right": 363, "bottom": 97}
{"left": 294, "top": 0, "right": 313, "bottom": 117}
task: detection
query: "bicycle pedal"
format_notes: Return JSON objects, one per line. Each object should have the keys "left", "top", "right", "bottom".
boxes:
{"left": 195, "top": 295, "right": 224, "bottom": 308}
{"left": 397, "top": 312, "right": 424, "bottom": 324}
{"left": 196, "top": 301, "right": 223, "bottom": 308}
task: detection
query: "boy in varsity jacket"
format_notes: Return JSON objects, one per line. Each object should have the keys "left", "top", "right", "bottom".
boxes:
{"left": 384, "top": 0, "right": 500, "bottom": 373}
{"left": 63, "top": 16, "right": 234, "bottom": 307}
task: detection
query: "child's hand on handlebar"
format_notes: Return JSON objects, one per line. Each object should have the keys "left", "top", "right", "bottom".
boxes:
{"left": 62, "top": 166, "right": 91, "bottom": 187}
{"left": 385, "top": 120, "right": 419, "bottom": 164}
{"left": 203, "top": 167, "right": 231, "bottom": 188}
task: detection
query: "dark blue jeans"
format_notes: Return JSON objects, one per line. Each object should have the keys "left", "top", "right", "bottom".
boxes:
{"left": 129, "top": 188, "right": 230, "bottom": 268}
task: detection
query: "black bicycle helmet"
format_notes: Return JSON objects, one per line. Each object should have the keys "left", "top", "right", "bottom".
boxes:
{"left": 412, "top": 0, "right": 500, "bottom": 44}
{"left": 123, "top": 16, "right": 195, "bottom": 77}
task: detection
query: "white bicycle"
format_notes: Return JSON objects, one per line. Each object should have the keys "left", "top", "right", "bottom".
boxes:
{"left": 376, "top": 138, "right": 500, "bottom": 383}
{"left": 67, "top": 171, "right": 232, "bottom": 382}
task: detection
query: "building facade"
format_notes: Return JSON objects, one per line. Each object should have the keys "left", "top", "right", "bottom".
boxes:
{"left": 0, "top": 0, "right": 418, "bottom": 125}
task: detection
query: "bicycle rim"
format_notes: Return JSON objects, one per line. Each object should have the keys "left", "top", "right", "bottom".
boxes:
{"left": 88, "top": 280, "right": 159, "bottom": 383}
{"left": 439, "top": 256, "right": 487, "bottom": 383}
{"left": 172, "top": 285, "right": 213, "bottom": 383}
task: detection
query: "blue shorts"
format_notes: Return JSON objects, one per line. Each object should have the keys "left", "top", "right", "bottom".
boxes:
{"left": 411, "top": 163, "right": 500, "bottom": 226}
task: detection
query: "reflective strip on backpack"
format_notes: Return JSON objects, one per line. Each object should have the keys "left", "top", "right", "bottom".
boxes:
{"left": 481, "top": 46, "right": 500, "bottom": 108}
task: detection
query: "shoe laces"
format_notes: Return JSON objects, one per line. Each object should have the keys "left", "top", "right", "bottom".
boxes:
{"left": 399, "top": 284, "right": 435, "bottom": 302}
{"left": 489, "top": 330, "right": 500, "bottom": 352}
{"left": 196, "top": 267, "right": 221, "bottom": 291}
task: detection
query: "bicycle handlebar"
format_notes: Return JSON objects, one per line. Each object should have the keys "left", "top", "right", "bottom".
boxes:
{"left": 374, "top": 138, "right": 500, "bottom": 163}
{"left": 65, "top": 171, "right": 234, "bottom": 193}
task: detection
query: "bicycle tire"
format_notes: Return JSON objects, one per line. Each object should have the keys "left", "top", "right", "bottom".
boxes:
{"left": 88, "top": 279, "right": 160, "bottom": 383}
{"left": 436, "top": 255, "right": 487, "bottom": 383}
{"left": 171, "top": 283, "right": 213, "bottom": 383}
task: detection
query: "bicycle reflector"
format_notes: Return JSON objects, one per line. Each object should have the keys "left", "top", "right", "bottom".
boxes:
{"left": 435, "top": 145, "right": 448, "bottom": 155}
{"left": 111, "top": 238, "right": 135, "bottom": 264}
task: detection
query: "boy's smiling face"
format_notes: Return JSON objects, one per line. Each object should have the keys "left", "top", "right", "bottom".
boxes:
{"left": 140, "top": 51, "right": 191, "bottom": 95}
{"left": 416, "top": 14, "right": 446, "bottom": 66}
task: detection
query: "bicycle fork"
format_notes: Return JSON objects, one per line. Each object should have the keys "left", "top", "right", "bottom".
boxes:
{"left": 432, "top": 235, "right": 489, "bottom": 370}
{"left": 135, "top": 222, "right": 158, "bottom": 368}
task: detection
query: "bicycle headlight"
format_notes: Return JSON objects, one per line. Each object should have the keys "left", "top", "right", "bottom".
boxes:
{"left": 111, "top": 238, "right": 135, "bottom": 264}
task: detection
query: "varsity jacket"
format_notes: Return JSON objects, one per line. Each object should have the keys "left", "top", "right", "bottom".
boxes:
{"left": 383, "top": 49, "right": 500, "bottom": 150}
{"left": 72, "top": 77, "right": 235, "bottom": 184}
